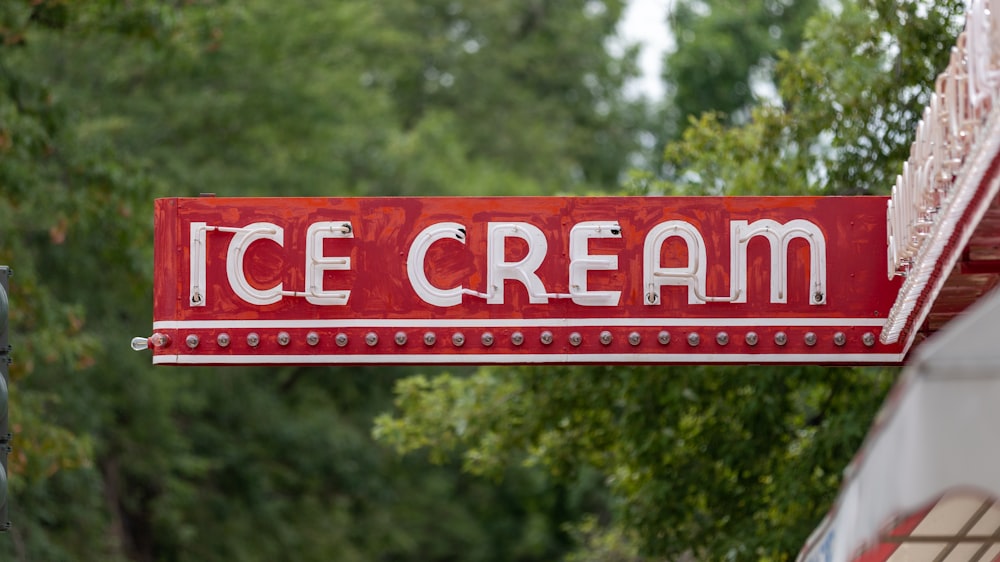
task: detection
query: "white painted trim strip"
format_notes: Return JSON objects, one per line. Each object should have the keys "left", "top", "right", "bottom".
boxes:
{"left": 153, "top": 317, "right": 888, "bottom": 330}
{"left": 153, "top": 352, "right": 905, "bottom": 365}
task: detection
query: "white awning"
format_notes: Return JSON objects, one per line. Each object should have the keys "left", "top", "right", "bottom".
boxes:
{"left": 799, "top": 286, "right": 1000, "bottom": 561}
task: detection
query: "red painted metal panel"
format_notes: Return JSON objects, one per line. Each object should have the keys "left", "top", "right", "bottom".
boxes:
{"left": 149, "top": 196, "right": 905, "bottom": 365}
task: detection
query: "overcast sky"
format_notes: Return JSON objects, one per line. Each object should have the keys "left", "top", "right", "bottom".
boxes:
{"left": 618, "top": 0, "right": 673, "bottom": 99}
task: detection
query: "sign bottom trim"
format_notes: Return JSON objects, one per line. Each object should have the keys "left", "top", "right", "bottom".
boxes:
{"left": 153, "top": 352, "right": 906, "bottom": 365}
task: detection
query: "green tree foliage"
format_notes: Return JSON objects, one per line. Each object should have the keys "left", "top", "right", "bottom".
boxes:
{"left": 56, "top": 0, "right": 643, "bottom": 198}
{"left": 369, "top": 0, "right": 644, "bottom": 187}
{"left": 662, "top": 0, "right": 964, "bottom": 195}
{"left": 1, "top": 0, "right": 647, "bottom": 560}
{"left": 378, "top": 365, "right": 896, "bottom": 559}
{"left": 0, "top": 1, "right": 208, "bottom": 557}
{"left": 0, "top": 1, "right": 164, "bottom": 547}
{"left": 377, "top": 0, "right": 967, "bottom": 560}
{"left": 664, "top": 0, "right": 819, "bottom": 127}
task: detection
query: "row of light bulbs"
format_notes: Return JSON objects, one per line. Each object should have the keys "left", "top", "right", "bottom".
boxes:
{"left": 152, "top": 329, "right": 881, "bottom": 350}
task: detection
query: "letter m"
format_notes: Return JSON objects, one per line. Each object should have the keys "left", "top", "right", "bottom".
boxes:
{"left": 730, "top": 219, "right": 827, "bottom": 305}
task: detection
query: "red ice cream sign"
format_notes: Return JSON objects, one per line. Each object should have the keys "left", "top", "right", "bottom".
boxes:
{"left": 150, "top": 196, "right": 905, "bottom": 365}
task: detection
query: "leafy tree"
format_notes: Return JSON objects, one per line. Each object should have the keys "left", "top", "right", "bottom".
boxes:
{"left": 644, "top": 0, "right": 819, "bottom": 184}
{"left": 0, "top": 1, "right": 178, "bottom": 557}
{"left": 376, "top": 0, "right": 966, "bottom": 559}
{"left": 52, "top": 0, "right": 644, "bottom": 198}
{"left": 663, "top": 0, "right": 819, "bottom": 127}
{"left": 369, "top": 0, "right": 644, "bottom": 188}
